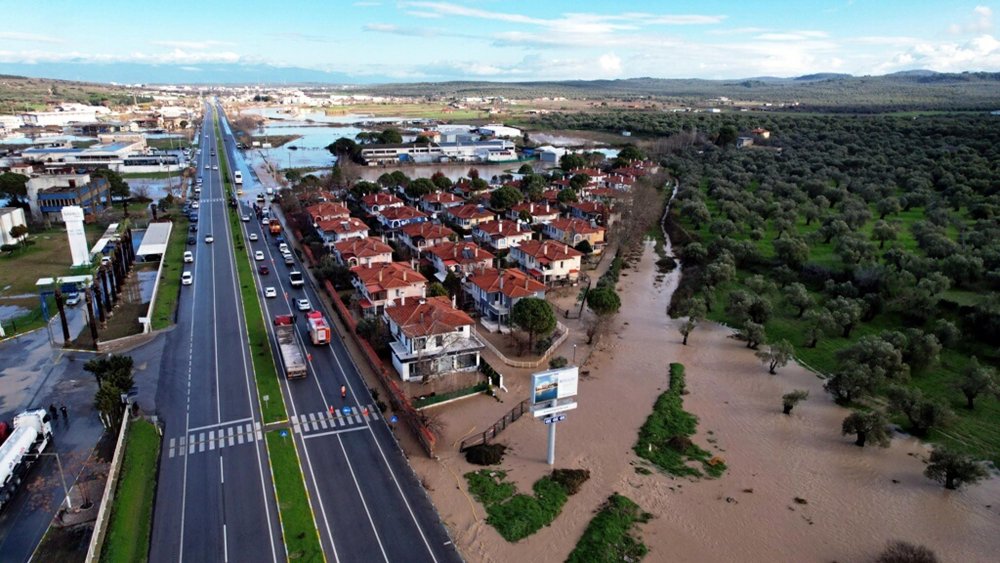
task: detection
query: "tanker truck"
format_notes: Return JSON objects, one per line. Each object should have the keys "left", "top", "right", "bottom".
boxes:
{"left": 0, "top": 409, "right": 54, "bottom": 510}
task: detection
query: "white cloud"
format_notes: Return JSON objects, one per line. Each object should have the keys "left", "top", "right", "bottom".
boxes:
{"left": 948, "top": 5, "right": 994, "bottom": 34}
{"left": 597, "top": 53, "right": 622, "bottom": 74}
{"left": 0, "top": 32, "right": 65, "bottom": 44}
{"left": 149, "top": 40, "right": 235, "bottom": 50}
{"left": 755, "top": 30, "right": 829, "bottom": 41}
{"left": 875, "top": 34, "right": 1000, "bottom": 73}
{"left": 0, "top": 49, "right": 244, "bottom": 65}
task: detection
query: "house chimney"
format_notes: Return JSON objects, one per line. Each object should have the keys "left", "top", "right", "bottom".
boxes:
{"left": 498, "top": 222, "right": 503, "bottom": 233}
{"left": 378, "top": 269, "right": 383, "bottom": 282}
{"left": 403, "top": 269, "right": 408, "bottom": 281}
{"left": 499, "top": 272, "right": 504, "bottom": 291}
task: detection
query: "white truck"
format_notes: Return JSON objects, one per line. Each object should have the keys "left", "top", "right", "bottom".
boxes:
{"left": 0, "top": 409, "right": 54, "bottom": 510}
{"left": 273, "top": 315, "right": 308, "bottom": 379}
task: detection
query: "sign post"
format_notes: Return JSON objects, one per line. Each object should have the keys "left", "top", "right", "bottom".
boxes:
{"left": 530, "top": 366, "right": 579, "bottom": 466}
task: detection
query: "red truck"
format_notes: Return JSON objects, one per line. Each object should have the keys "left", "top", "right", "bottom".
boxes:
{"left": 306, "top": 311, "right": 331, "bottom": 345}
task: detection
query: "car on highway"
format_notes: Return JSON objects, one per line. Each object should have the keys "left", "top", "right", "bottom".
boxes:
{"left": 278, "top": 243, "right": 289, "bottom": 254}
{"left": 191, "top": 201, "right": 200, "bottom": 209}
{"left": 254, "top": 250, "right": 264, "bottom": 261}
{"left": 187, "top": 236, "right": 196, "bottom": 245}
{"left": 249, "top": 232, "right": 258, "bottom": 241}
{"left": 194, "top": 187, "right": 202, "bottom": 194}
{"left": 204, "top": 163, "right": 210, "bottom": 169}
{"left": 205, "top": 234, "right": 214, "bottom": 244}
{"left": 213, "top": 165, "right": 219, "bottom": 170}
{"left": 183, "top": 251, "right": 193, "bottom": 263}
{"left": 241, "top": 214, "right": 250, "bottom": 222}
{"left": 181, "top": 271, "right": 193, "bottom": 285}
{"left": 64, "top": 292, "right": 81, "bottom": 306}
{"left": 264, "top": 287, "right": 277, "bottom": 298}
{"left": 295, "top": 298, "right": 311, "bottom": 311}
{"left": 261, "top": 218, "right": 270, "bottom": 225}
{"left": 258, "top": 265, "right": 269, "bottom": 275}
{"left": 283, "top": 254, "right": 295, "bottom": 266}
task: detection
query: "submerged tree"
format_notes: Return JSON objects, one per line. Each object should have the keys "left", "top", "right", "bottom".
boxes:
{"left": 755, "top": 339, "right": 794, "bottom": 374}
{"left": 924, "top": 447, "right": 988, "bottom": 490}
{"left": 841, "top": 410, "right": 891, "bottom": 448}
{"left": 781, "top": 390, "right": 809, "bottom": 415}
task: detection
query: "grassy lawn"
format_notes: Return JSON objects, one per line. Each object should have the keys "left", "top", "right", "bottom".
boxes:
{"left": 264, "top": 431, "right": 323, "bottom": 562}
{"left": 100, "top": 420, "right": 160, "bottom": 563}
{"left": 121, "top": 171, "right": 184, "bottom": 180}
{"left": 217, "top": 117, "right": 287, "bottom": 423}
{"left": 566, "top": 494, "right": 651, "bottom": 563}
{"left": 464, "top": 469, "right": 587, "bottom": 542}
{"left": 146, "top": 138, "right": 192, "bottom": 150}
{"left": 150, "top": 214, "right": 189, "bottom": 330}
{"left": 634, "top": 363, "right": 726, "bottom": 478}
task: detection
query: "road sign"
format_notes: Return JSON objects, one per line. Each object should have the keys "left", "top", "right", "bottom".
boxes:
{"left": 389, "top": 415, "right": 398, "bottom": 424}
{"left": 542, "top": 415, "right": 566, "bottom": 425}
{"left": 532, "top": 401, "right": 577, "bottom": 418}
{"left": 342, "top": 406, "right": 352, "bottom": 416}
{"left": 279, "top": 430, "right": 288, "bottom": 437}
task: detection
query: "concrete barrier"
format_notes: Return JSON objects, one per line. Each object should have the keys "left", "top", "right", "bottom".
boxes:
{"left": 85, "top": 409, "right": 132, "bottom": 563}
{"left": 474, "top": 321, "right": 569, "bottom": 369}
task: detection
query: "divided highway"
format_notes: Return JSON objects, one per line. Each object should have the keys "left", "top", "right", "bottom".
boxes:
{"left": 150, "top": 102, "right": 461, "bottom": 562}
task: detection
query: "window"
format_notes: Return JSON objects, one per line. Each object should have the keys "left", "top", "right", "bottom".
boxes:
{"left": 434, "top": 335, "right": 444, "bottom": 347}
{"left": 413, "top": 337, "right": 426, "bottom": 351}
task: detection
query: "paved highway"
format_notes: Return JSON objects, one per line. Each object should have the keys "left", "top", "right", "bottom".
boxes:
{"left": 216, "top": 107, "right": 461, "bottom": 563}
{"left": 150, "top": 103, "right": 282, "bottom": 563}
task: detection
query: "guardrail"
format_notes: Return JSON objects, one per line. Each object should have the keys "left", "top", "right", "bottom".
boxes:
{"left": 458, "top": 397, "right": 532, "bottom": 452}
{"left": 85, "top": 409, "right": 132, "bottom": 563}
{"left": 473, "top": 321, "right": 569, "bottom": 369}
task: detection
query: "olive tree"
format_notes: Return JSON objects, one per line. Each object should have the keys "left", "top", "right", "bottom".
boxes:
{"left": 755, "top": 339, "right": 794, "bottom": 374}
{"left": 739, "top": 321, "right": 766, "bottom": 349}
{"left": 841, "top": 410, "right": 891, "bottom": 448}
{"left": 783, "top": 282, "right": 813, "bottom": 318}
{"left": 781, "top": 390, "right": 809, "bottom": 415}
{"left": 886, "top": 385, "right": 952, "bottom": 437}
{"left": 924, "top": 447, "right": 988, "bottom": 490}
{"left": 827, "top": 297, "right": 865, "bottom": 338}
{"left": 955, "top": 357, "right": 999, "bottom": 410}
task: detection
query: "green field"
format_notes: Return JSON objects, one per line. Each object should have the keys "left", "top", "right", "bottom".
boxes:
{"left": 464, "top": 469, "right": 586, "bottom": 542}
{"left": 264, "top": 431, "right": 323, "bottom": 562}
{"left": 100, "top": 420, "right": 160, "bottom": 563}
{"left": 146, "top": 138, "right": 192, "bottom": 150}
{"left": 566, "top": 494, "right": 651, "bottom": 563}
{"left": 121, "top": 171, "right": 184, "bottom": 180}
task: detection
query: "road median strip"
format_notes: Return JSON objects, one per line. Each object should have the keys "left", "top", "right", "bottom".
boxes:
{"left": 100, "top": 419, "right": 161, "bottom": 563}
{"left": 265, "top": 430, "right": 325, "bottom": 562}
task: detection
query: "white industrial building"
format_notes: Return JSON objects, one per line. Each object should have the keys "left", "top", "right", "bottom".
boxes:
{"left": 21, "top": 104, "right": 111, "bottom": 127}
{"left": 478, "top": 124, "right": 522, "bottom": 139}
{"left": 360, "top": 139, "right": 517, "bottom": 165}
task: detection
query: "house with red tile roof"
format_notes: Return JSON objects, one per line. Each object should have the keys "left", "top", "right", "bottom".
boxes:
{"left": 383, "top": 296, "right": 484, "bottom": 381}
{"left": 316, "top": 216, "right": 369, "bottom": 246}
{"left": 443, "top": 204, "right": 495, "bottom": 230}
{"left": 508, "top": 240, "right": 583, "bottom": 284}
{"left": 472, "top": 219, "right": 533, "bottom": 252}
{"left": 424, "top": 241, "right": 495, "bottom": 280}
{"left": 419, "top": 191, "right": 464, "bottom": 215}
{"left": 361, "top": 192, "right": 404, "bottom": 215}
{"left": 306, "top": 202, "right": 350, "bottom": 223}
{"left": 375, "top": 205, "right": 428, "bottom": 235}
{"left": 542, "top": 217, "right": 607, "bottom": 254}
{"left": 350, "top": 261, "right": 427, "bottom": 316}
{"left": 333, "top": 237, "right": 394, "bottom": 267}
{"left": 398, "top": 222, "right": 456, "bottom": 257}
{"left": 568, "top": 201, "right": 614, "bottom": 226}
{"left": 464, "top": 268, "right": 546, "bottom": 327}
{"left": 506, "top": 202, "right": 560, "bottom": 225}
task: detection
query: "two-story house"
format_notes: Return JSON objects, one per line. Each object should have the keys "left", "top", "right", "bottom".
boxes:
{"left": 443, "top": 204, "right": 494, "bottom": 232}
{"left": 506, "top": 202, "right": 560, "bottom": 225}
{"left": 542, "top": 217, "right": 607, "bottom": 254}
{"left": 361, "top": 192, "right": 404, "bottom": 216}
{"left": 316, "top": 217, "right": 369, "bottom": 247}
{"left": 419, "top": 192, "right": 464, "bottom": 216}
{"left": 508, "top": 240, "right": 583, "bottom": 284}
{"left": 424, "top": 241, "right": 495, "bottom": 281}
{"left": 464, "top": 268, "right": 546, "bottom": 329}
{"left": 375, "top": 205, "right": 428, "bottom": 238}
{"left": 472, "top": 220, "right": 533, "bottom": 252}
{"left": 567, "top": 201, "right": 614, "bottom": 226}
{"left": 350, "top": 262, "right": 427, "bottom": 317}
{"left": 384, "top": 296, "right": 485, "bottom": 381}
{"left": 333, "top": 236, "right": 394, "bottom": 267}
{"left": 398, "top": 222, "right": 455, "bottom": 257}
{"left": 306, "top": 202, "right": 350, "bottom": 224}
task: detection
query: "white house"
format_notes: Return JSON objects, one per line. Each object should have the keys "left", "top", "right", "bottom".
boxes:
{"left": 398, "top": 222, "right": 455, "bottom": 257}
{"left": 464, "top": 268, "right": 546, "bottom": 328}
{"left": 424, "top": 241, "right": 495, "bottom": 281}
{"left": 333, "top": 237, "right": 394, "bottom": 267}
{"left": 472, "top": 220, "right": 533, "bottom": 252}
{"left": 508, "top": 240, "right": 583, "bottom": 284}
{"left": 316, "top": 217, "right": 369, "bottom": 246}
{"left": 350, "top": 262, "right": 427, "bottom": 316}
{"left": 384, "top": 296, "right": 485, "bottom": 381}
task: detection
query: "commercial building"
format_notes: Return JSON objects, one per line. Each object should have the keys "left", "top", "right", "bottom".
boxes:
{"left": 26, "top": 173, "right": 111, "bottom": 222}
{"left": 20, "top": 104, "right": 111, "bottom": 127}
{"left": 477, "top": 124, "right": 522, "bottom": 139}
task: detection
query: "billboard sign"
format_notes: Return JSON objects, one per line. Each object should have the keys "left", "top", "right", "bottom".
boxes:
{"left": 531, "top": 366, "right": 579, "bottom": 405}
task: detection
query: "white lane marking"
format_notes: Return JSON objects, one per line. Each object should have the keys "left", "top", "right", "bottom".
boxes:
{"left": 302, "top": 426, "right": 367, "bottom": 440}
{"left": 189, "top": 417, "right": 253, "bottom": 433}
{"left": 220, "top": 456, "right": 225, "bottom": 485}
{"left": 336, "top": 435, "right": 389, "bottom": 562}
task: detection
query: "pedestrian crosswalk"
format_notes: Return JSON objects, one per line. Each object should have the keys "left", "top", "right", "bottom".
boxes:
{"left": 291, "top": 404, "right": 379, "bottom": 436}
{"left": 167, "top": 420, "right": 262, "bottom": 459}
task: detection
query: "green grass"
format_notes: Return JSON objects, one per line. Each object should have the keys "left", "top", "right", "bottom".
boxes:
{"left": 566, "top": 494, "right": 651, "bottom": 563}
{"left": 465, "top": 469, "right": 575, "bottom": 542}
{"left": 634, "top": 363, "right": 726, "bottom": 478}
{"left": 216, "top": 116, "right": 287, "bottom": 423}
{"left": 120, "top": 171, "right": 186, "bottom": 180}
{"left": 150, "top": 213, "right": 189, "bottom": 330}
{"left": 265, "top": 431, "right": 323, "bottom": 563}
{"left": 101, "top": 420, "right": 160, "bottom": 563}
{"left": 146, "top": 138, "right": 192, "bottom": 150}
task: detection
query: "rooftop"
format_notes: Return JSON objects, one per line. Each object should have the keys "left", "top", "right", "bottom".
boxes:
{"left": 385, "top": 296, "right": 475, "bottom": 338}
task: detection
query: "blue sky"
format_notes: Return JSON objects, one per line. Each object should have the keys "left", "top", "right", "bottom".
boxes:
{"left": 1, "top": 1, "right": 998, "bottom": 81}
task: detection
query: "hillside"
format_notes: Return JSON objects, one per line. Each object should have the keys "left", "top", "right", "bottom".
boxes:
{"left": 0, "top": 75, "right": 141, "bottom": 114}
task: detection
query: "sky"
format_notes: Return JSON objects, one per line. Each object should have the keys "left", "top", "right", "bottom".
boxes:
{"left": 1, "top": 0, "right": 999, "bottom": 82}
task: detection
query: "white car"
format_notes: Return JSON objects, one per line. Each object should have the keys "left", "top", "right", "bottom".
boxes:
{"left": 101, "top": 256, "right": 111, "bottom": 266}
{"left": 255, "top": 250, "right": 264, "bottom": 261}
{"left": 182, "top": 271, "right": 193, "bottom": 285}
{"left": 205, "top": 163, "right": 210, "bottom": 169}
{"left": 64, "top": 292, "right": 81, "bottom": 306}
{"left": 249, "top": 233, "right": 258, "bottom": 242}
{"left": 191, "top": 201, "right": 200, "bottom": 209}
{"left": 183, "top": 251, "right": 193, "bottom": 263}
{"left": 241, "top": 214, "right": 250, "bottom": 222}
{"left": 205, "top": 234, "right": 214, "bottom": 244}
{"left": 264, "top": 287, "right": 277, "bottom": 298}
{"left": 295, "top": 298, "right": 311, "bottom": 311}
{"left": 213, "top": 165, "right": 219, "bottom": 170}
{"left": 261, "top": 218, "right": 270, "bottom": 225}
{"left": 278, "top": 243, "right": 289, "bottom": 254}
{"left": 194, "top": 187, "right": 202, "bottom": 194}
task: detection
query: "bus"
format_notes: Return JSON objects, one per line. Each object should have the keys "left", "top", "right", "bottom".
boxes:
{"left": 234, "top": 170, "right": 243, "bottom": 185}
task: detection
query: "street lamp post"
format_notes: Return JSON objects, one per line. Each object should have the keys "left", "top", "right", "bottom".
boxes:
{"left": 573, "top": 344, "right": 578, "bottom": 365}
{"left": 32, "top": 451, "right": 73, "bottom": 510}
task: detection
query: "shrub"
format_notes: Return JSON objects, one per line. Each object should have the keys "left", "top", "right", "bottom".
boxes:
{"left": 875, "top": 540, "right": 939, "bottom": 563}
{"left": 465, "top": 443, "right": 507, "bottom": 466}
{"left": 548, "top": 356, "right": 569, "bottom": 369}
{"left": 549, "top": 468, "right": 591, "bottom": 495}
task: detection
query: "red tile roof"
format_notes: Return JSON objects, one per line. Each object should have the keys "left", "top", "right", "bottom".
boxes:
{"left": 361, "top": 192, "right": 403, "bottom": 207}
{"left": 334, "top": 237, "right": 393, "bottom": 260}
{"left": 351, "top": 262, "right": 426, "bottom": 292}
{"left": 513, "top": 240, "right": 582, "bottom": 263}
{"left": 379, "top": 206, "right": 427, "bottom": 221}
{"left": 317, "top": 217, "right": 369, "bottom": 235}
{"left": 467, "top": 268, "right": 546, "bottom": 299}
{"left": 400, "top": 222, "right": 455, "bottom": 240}
{"left": 424, "top": 241, "right": 495, "bottom": 266}
{"left": 446, "top": 204, "right": 494, "bottom": 221}
{"left": 547, "top": 217, "right": 606, "bottom": 236}
{"left": 421, "top": 192, "right": 463, "bottom": 205}
{"left": 385, "top": 296, "right": 474, "bottom": 338}
{"left": 306, "top": 202, "right": 350, "bottom": 221}
{"left": 474, "top": 219, "right": 530, "bottom": 239}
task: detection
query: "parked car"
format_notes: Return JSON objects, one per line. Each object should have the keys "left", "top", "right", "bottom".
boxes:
{"left": 241, "top": 214, "right": 250, "bottom": 222}
{"left": 262, "top": 218, "right": 270, "bottom": 225}
{"left": 255, "top": 251, "right": 264, "bottom": 261}
{"left": 183, "top": 251, "right": 194, "bottom": 263}
{"left": 187, "top": 236, "right": 197, "bottom": 245}
{"left": 249, "top": 232, "right": 258, "bottom": 242}
{"left": 64, "top": 292, "right": 81, "bottom": 306}
{"left": 278, "top": 243, "right": 289, "bottom": 254}
{"left": 295, "top": 298, "right": 311, "bottom": 311}
{"left": 189, "top": 224, "right": 198, "bottom": 233}
{"left": 182, "top": 271, "right": 193, "bottom": 285}
{"left": 264, "top": 287, "right": 277, "bottom": 298}
{"left": 258, "top": 265, "right": 269, "bottom": 275}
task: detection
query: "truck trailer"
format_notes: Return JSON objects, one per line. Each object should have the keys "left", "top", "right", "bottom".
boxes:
{"left": 273, "top": 315, "right": 308, "bottom": 379}
{"left": 0, "top": 409, "right": 54, "bottom": 510}
{"left": 306, "top": 311, "right": 331, "bottom": 345}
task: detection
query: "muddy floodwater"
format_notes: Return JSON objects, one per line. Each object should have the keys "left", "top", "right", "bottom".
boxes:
{"left": 409, "top": 206, "right": 1000, "bottom": 562}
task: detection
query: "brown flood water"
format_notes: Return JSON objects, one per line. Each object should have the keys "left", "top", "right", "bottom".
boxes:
{"left": 409, "top": 238, "right": 1000, "bottom": 563}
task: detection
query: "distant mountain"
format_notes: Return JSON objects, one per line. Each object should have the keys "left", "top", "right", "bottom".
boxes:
{"left": 0, "top": 62, "right": 395, "bottom": 85}
{"left": 794, "top": 73, "right": 853, "bottom": 81}
{"left": 887, "top": 69, "right": 940, "bottom": 77}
